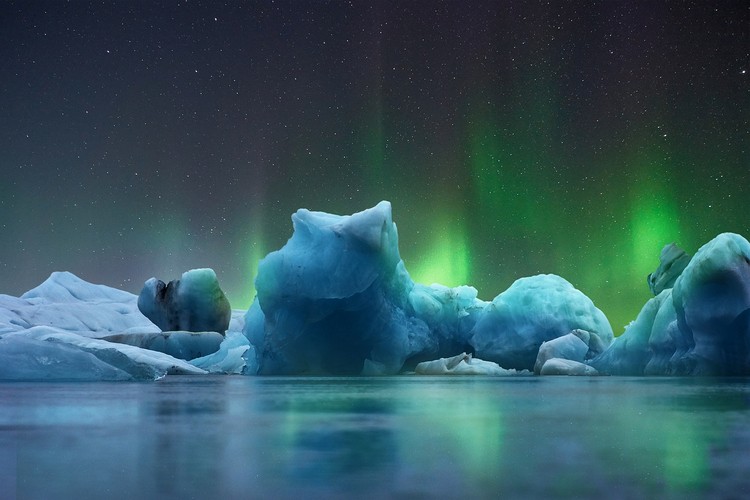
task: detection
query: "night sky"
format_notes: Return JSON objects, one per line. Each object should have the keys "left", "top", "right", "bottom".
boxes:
{"left": 1, "top": 1, "right": 747, "bottom": 332}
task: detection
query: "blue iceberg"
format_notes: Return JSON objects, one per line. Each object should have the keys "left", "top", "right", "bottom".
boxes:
{"left": 247, "top": 201, "right": 613, "bottom": 375}
{"left": 591, "top": 233, "right": 750, "bottom": 375}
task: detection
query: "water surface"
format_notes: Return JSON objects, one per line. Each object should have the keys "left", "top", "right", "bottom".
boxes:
{"left": 2, "top": 376, "right": 749, "bottom": 499}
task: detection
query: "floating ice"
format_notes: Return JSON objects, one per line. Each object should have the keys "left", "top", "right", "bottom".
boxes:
{"left": 0, "top": 327, "right": 205, "bottom": 380}
{"left": 248, "top": 201, "right": 612, "bottom": 375}
{"left": 251, "top": 202, "right": 428, "bottom": 375}
{"left": 534, "top": 333, "right": 588, "bottom": 374}
{"left": 5, "top": 203, "right": 749, "bottom": 380}
{"left": 0, "top": 333, "right": 133, "bottom": 381}
{"left": 415, "top": 352, "right": 528, "bottom": 376}
{"left": 469, "top": 275, "right": 613, "bottom": 371}
{"left": 539, "top": 358, "right": 599, "bottom": 376}
{"left": 138, "top": 268, "right": 231, "bottom": 334}
{"left": 592, "top": 233, "right": 750, "bottom": 375}
{"left": 190, "top": 331, "right": 255, "bottom": 374}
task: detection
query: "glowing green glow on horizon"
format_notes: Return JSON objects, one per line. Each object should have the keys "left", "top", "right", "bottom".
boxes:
{"left": 244, "top": 242, "right": 265, "bottom": 304}
{"left": 628, "top": 159, "right": 682, "bottom": 279}
{"left": 409, "top": 215, "right": 471, "bottom": 287}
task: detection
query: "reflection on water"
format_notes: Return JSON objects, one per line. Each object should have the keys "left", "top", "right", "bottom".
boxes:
{"left": 1, "top": 376, "right": 749, "bottom": 499}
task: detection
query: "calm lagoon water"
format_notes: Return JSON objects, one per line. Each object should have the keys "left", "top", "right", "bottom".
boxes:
{"left": 1, "top": 376, "right": 749, "bottom": 499}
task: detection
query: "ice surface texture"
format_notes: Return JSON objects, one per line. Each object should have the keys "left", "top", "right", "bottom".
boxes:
{"left": 138, "top": 268, "right": 231, "bottom": 334}
{"left": 592, "top": 234, "right": 750, "bottom": 375}
{"left": 247, "top": 201, "right": 613, "bottom": 375}
{"left": 1, "top": 271, "right": 158, "bottom": 336}
{"left": 469, "top": 275, "right": 613, "bottom": 370}
{"left": 0, "top": 271, "right": 229, "bottom": 380}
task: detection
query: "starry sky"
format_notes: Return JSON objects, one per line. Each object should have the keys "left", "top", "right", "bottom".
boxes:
{"left": 1, "top": 1, "right": 747, "bottom": 332}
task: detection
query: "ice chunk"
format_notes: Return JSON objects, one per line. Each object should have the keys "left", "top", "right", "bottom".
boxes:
{"left": 539, "top": 358, "right": 599, "bottom": 376}
{"left": 1, "top": 327, "right": 206, "bottom": 380}
{"left": 647, "top": 243, "right": 691, "bottom": 295}
{"left": 533, "top": 333, "right": 588, "bottom": 375}
{"left": 0, "top": 334, "right": 132, "bottom": 381}
{"left": 415, "top": 352, "right": 527, "bottom": 376}
{"left": 100, "top": 331, "right": 224, "bottom": 360}
{"left": 137, "top": 268, "right": 231, "bottom": 334}
{"left": 469, "top": 274, "right": 613, "bottom": 370}
{"left": 190, "top": 331, "right": 254, "bottom": 374}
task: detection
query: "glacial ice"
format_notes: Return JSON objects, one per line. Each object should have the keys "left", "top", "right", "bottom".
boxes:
{"left": 414, "top": 352, "right": 528, "bottom": 376}
{"left": 0, "top": 334, "right": 133, "bottom": 381}
{"left": 0, "top": 271, "right": 233, "bottom": 380}
{"left": 0, "top": 327, "right": 205, "bottom": 380}
{"left": 247, "top": 201, "right": 613, "bottom": 375}
{"left": 190, "top": 331, "right": 257, "bottom": 375}
{"left": 138, "top": 268, "right": 231, "bottom": 334}
{"left": 591, "top": 233, "right": 750, "bottom": 375}
{"left": 539, "top": 358, "right": 599, "bottom": 376}
{"left": 3, "top": 202, "right": 750, "bottom": 380}
{"left": 533, "top": 333, "right": 588, "bottom": 374}
{"left": 469, "top": 275, "right": 613, "bottom": 370}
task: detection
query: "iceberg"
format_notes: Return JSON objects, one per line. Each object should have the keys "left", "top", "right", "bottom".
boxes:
{"left": 0, "top": 327, "right": 206, "bottom": 380}
{"left": 469, "top": 275, "right": 613, "bottom": 370}
{"left": 591, "top": 233, "right": 750, "bottom": 375}
{"left": 0, "top": 334, "right": 133, "bottom": 381}
{"left": 137, "top": 268, "right": 231, "bottom": 334}
{"left": 0, "top": 272, "right": 228, "bottom": 380}
{"left": 250, "top": 202, "right": 428, "bottom": 375}
{"left": 247, "top": 201, "right": 612, "bottom": 375}
{"left": 539, "top": 358, "right": 599, "bottom": 376}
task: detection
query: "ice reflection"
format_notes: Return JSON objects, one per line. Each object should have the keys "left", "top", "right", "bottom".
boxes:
{"left": 3, "top": 377, "right": 750, "bottom": 499}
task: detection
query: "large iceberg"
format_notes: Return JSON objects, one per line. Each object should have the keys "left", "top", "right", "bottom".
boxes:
{"left": 249, "top": 202, "right": 433, "bottom": 375}
{"left": 246, "top": 201, "right": 613, "bottom": 375}
{"left": 591, "top": 234, "right": 750, "bottom": 375}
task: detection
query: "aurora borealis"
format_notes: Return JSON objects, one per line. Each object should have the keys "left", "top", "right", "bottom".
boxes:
{"left": 1, "top": 1, "right": 747, "bottom": 331}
